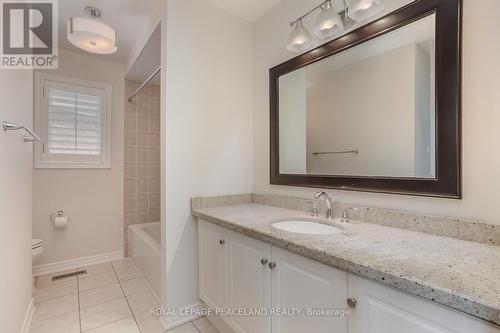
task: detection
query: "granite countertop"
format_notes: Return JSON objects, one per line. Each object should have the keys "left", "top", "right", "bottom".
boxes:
{"left": 192, "top": 203, "right": 500, "bottom": 327}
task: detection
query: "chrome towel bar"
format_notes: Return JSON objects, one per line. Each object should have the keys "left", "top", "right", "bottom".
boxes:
{"left": 312, "top": 150, "right": 359, "bottom": 156}
{"left": 2, "top": 121, "right": 41, "bottom": 142}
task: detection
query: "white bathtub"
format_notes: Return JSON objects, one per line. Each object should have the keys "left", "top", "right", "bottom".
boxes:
{"left": 128, "top": 222, "right": 161, "bottom": 297}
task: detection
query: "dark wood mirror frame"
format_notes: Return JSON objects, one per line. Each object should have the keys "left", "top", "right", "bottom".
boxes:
{"left": 270, "top": 0, "right": 461, "bottom": 198}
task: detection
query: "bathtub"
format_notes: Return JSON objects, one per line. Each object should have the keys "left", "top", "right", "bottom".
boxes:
{"left": 128, "top": 222, "right": 161, "bottom": 297}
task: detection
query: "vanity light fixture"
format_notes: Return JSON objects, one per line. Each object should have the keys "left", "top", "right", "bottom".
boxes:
{"left": 348, "top": 0, "right": 385, "bottom": 22}
{"left": 67, "top": 7, "right": 117, "bottom": 55}
{"left": 286, "top": 0, "right": 384, "bottom": 53}
{"left": 286, "top": 20, "right": 312, "bottom": 53}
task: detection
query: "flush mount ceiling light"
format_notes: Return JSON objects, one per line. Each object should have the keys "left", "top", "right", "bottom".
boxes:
{"left": 67, "top": 7, "right": 117, "bottom": 55}
{"left": 286, "top": 0, "right": 384, "bottom": 53}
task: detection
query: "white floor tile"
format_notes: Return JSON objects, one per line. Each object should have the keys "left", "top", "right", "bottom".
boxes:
{"left": 85, "top": 316, "right": 140, "bottom": 333}
{"left": 111, "top": 258, "right": 134, "bottom": 271}
{"left": 81, "top": 262, "right": 113, "bottom": 276}
{"left": 135, "top": 312, "right": 168, "bottom": 333}
{"left": 126, "top": 290, "right": 160, "bottom": 314}
{"left": 29, "top": 310, "right": 80, "bottom": 333}
{"left": 79, "top": 271, "right": 118, "bottom": 292}
{"left": 120, "top": 277, "right": 150, "bottom": 296}
{"left": 192, "top": 317, "right": 220, "bottom": 333}
{"left": 115, "top": 266, "right": 141, "bottom": 282}
{"left": 33, "top": 279, "right": 77, "bottom": 304}
{"left": 80, "top": 298, "right": 132, "bottom": 332}
{"left": 167, "top": 322, "right": 199, "bottom": 333}
{"left": 32, "top": 294, "right": 79, "bottom": 323}
{"left": 79, "top": 283, "right": 124, "bottom": 309}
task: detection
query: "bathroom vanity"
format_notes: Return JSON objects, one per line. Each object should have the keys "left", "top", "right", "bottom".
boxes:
{"left": 193, "top": 196, "right": 500, "bottom": 333}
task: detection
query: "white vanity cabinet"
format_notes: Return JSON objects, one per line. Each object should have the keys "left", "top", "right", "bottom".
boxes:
{"left": 271, "top": 247, "right": 348, "bottom": 333}
{"left": 348, "top": 275, "right": 500, "bottom": 333}
{"left": 198, "top": 220, "right": 500, "bottom": 333}
{"left": 198, "top": 221, "right": 227, "bottom": 310}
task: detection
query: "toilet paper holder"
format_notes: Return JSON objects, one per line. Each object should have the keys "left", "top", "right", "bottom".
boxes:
{"left": 50, "top": 210, "right": 64, "bottom": 221}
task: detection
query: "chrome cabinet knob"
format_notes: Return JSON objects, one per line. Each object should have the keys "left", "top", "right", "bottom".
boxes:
{"left": 261, "top": 258, "right": 269, "bottom": 266}
{"left": 347, "top": 298, "right": 357, "bottom": 308}
{"left": 269, "top": 262, "right": 277, "bottom": 269}
{"left": 219, "top": 239, "right": 225, "bottom": 245}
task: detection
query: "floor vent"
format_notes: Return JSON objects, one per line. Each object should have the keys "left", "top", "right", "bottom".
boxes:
{"left": 51, "top": 270, "right": 87, "bottom": 281}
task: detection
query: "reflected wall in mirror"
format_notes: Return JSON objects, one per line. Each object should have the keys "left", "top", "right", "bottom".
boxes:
{"left": 279, "top": 14, "right": 436, "bottom": 178}
{"left": 270, "top": 0, "right": 461, "bottom": 198}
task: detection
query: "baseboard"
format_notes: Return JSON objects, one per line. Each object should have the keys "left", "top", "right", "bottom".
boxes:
{"left": 32, "top": 250, "right": 124, "bottom": 277}
{"left": 20, "top": 298, "right": 35, "bottom": 333}
{"left": 160, "top": 301, "right": 205, "bottom": 330}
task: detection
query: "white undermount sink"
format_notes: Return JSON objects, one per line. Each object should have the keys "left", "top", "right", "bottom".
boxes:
{"left": 271, "top": 219, "right": 345, "bottom": 235}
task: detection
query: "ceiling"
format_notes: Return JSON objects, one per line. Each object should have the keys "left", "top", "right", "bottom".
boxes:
{"left": 126, "top": 24, "right": 161, "bottom": 84}
{"left": 58, "top": 0, "right": 160, "bottom": 64}
{"left": 205, "top": 0, "right": 281, "bottom": 22}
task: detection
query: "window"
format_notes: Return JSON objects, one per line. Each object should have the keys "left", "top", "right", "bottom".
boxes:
{"left": 35, "top": 72, "right": 112, "bottom": 168}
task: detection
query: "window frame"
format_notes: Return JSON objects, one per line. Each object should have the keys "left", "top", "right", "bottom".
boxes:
{"left": 34, "top": 72, "right": 112, "bottom": 169}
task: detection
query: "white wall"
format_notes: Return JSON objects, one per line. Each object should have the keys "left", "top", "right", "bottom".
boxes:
{"left": 0, "top": 70, "right": 34, "bottom": 331}
{"left": 33, "top": 49, "right": 125, "bottom": 266}
{"left": 253, "top": 0, "right": 500, "bottom": 224}
{"left": 162, "top": 0, "right": 253, "bottom": 323}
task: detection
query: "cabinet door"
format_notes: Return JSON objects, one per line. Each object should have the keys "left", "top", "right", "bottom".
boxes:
{"left": 227, "top": 231, "right": 272, "bottom": 333}
{"left": 198, "top": 221, "right": 226, "bottom": 310}
{"left": 348, "top": 274, "right": 500, "bottom": 333}
{"left": 271, "top": 247, "right": 348, "bottom": 333}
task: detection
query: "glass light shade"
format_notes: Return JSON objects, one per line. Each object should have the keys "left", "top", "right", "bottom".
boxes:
{"left": 286, "top": 21, "right": 312, "bottom": 53}
{"left": 313, "top": 3, "right": 344, "bottom": 39}
{"left": 67, "top": 17, "right": 117, "bottom": 54}
{"left": 348, "top": 0, "right": 384, "bottom": 22}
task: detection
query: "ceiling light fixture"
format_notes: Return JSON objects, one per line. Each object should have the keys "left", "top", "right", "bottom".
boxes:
{"left": 286, "top": 0, "right": 384, "bottom": 53}
{"left": 67, "top": 7, "right": 117, "bottom": 55}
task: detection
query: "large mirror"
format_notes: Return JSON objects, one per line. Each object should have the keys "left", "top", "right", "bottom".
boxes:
{"left": 270, "top": 0, "right": 461, "bottom": 198}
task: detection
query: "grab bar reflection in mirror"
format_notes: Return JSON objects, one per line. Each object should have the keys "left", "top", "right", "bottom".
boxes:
{"left": 2, "top": 121, "right": 41, "bottom": 142}
{"left": 312, "top": 150, "right": 359, "bottom": 156}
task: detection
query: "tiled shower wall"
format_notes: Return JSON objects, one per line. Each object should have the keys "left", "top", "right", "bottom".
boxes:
{"left": 124, "top": 80, "right": 161, "bottom": 253}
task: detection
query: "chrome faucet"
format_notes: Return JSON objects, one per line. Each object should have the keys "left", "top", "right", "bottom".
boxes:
{"left": 314, "top": 191, "right": 333, "bottom": 220}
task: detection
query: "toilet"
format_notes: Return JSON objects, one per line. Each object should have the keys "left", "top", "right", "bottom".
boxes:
{"left": 32, "top": 239, "right": 43, "bottom": 264}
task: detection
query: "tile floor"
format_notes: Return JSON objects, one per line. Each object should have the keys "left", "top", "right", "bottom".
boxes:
{"left": 30, "top": 258, "right": 219, "bottom": 333}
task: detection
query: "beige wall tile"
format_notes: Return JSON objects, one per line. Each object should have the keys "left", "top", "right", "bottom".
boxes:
{"left": 150, "top": 85, "right": 160, "bottom": 101}
{"left": 149, "top": 147, "right": 160, "bottom": 161}
{"left": 149, "top": 178, "right": 160, "bottom": 193}
{"left": 124, "top": 209, "right": 136, "bottom": 225}
{"left": 137, "top": 193, "right": 148, "bottom": 209}
{"left": 125, "top": 112, "right": 136, "bottom": 130}
{"left": 137, "top": 115, "right": 149, "bottom": 131}
{"left": 150, "top": 116, "right": 160, "bottom": 132}
{"left": 150, "top": 100, "right": 160, "bottom": 116}
{"left": 126, "top": 102, "right": 136, "bottom": 114}
{"left": 137, "top": 147, "right": 149, "bottom": 162}
{"left": 137, "top": 178, "right": 149, "bottom": 193}
{"left": 124, "top": 147, "right": 136, "bottom": 162}
{"left": 150, "top": 132, "right": 160, "bottom": 147}
{"left": 137, "top": 131, "right": 149, "bottom": 147}
{"left": 125, "top": 130, "right": 137, "bottom": 146}
{"left": 137, "top": 163, "right": 149, "bottom": 178}
{"left": 149, "top": 208, "right": 161, "bottom": 221}
{"left": 137, "top": 209, "right": 148, "bottom": 223}
{"left": 149, "top": 193, "right": 161, "bottom": 208}
{"left": 150, "top": 163, "right": 161, "bottom": 178}
{"left": 124, "top": 194, "right": 137, "bottom": 210}
{"left": 124, "top": 178, "right": 137, "bottom": 194}
{"left": 124, "top": 162, "right": 137, "bottom": 178}
{"left": 137, "top": 98, "right": 149, "bottom": 115}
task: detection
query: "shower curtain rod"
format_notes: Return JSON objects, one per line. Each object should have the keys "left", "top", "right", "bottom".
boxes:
{"left": 128, "top": 66, "right": 161, "bottom": 102}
